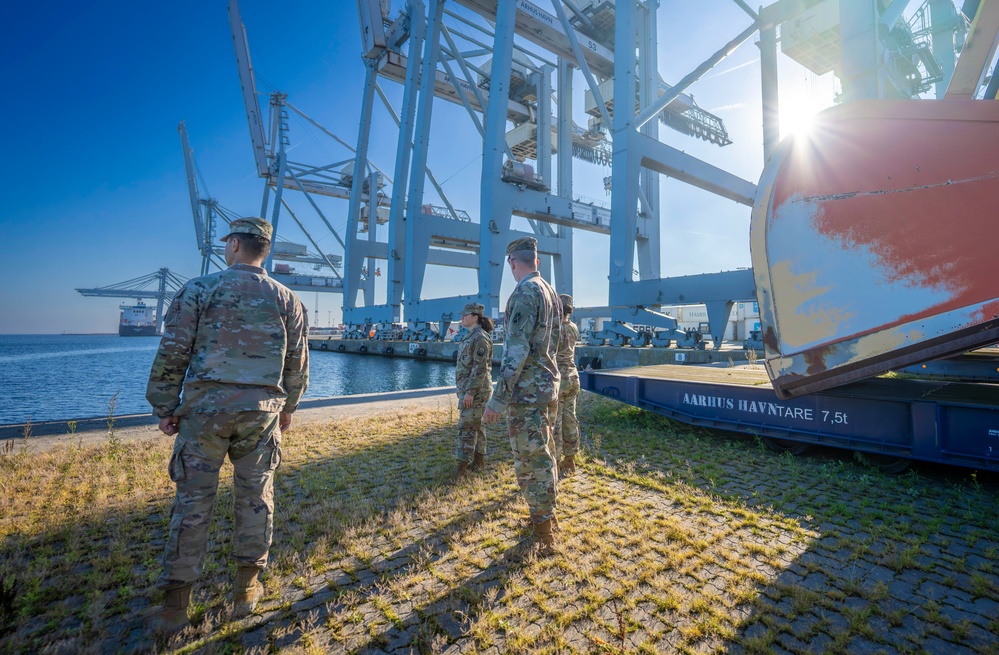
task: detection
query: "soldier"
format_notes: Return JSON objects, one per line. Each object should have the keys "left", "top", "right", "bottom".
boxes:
{"left": 145, "top": 217, "right": 309, "bottom": 635}
{"left": 483, "top": 237, "right": 561, "bottom": 558}
{"left": 452, "top": 302, "right": 494, "bottom": 479}
{"left": 554, "top": 294, "right": 581, "bottom": 475}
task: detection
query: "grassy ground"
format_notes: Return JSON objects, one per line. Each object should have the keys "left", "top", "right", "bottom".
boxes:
{"left": 0, "top": 394, "right": 997, "bottom": 654}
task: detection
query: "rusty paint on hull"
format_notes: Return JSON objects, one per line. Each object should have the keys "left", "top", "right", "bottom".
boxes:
{"left": 751, "top": 100, "right": 999, "bottom": 399}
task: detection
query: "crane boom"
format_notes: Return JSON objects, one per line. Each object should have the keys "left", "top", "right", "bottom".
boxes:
{"left": 178, "top": 122, "right": 206, "bottom": 254}
{"left": 228, "top": 0, "right": 270, "bottom": 177}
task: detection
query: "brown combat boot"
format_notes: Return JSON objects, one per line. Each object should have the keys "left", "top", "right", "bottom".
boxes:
{"left": 507, "top": 517, "right": 558, "bottom": 562}
{"left": 534, "top": 518, "right": 557, "bottom": 558}
{"left": 559, "top": 455, "right": 576, "bottom": 476}
{"left": 145, "top": 584, "right": 192, "bottom": 636}
{"left": 520, "top": 514, "right": 559, "bottom": 532}
{"left": 233, "top": 567, "right": 264, "bottom": 617}
{"left": 450, "top": 460, "right": 469, "bottom": 481}
{"left": 472, "top": 452, "right": 485, "bottom": 471}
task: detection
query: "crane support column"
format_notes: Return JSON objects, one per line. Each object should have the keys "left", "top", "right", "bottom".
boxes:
{"left": 403, "top": 0, "right": 446, "bottom": 321}
{"left": 479, "top": 0, "right": 519, "bottom": 315}
{"left": 385, "top": 1, "right": 426, "bottom": 324}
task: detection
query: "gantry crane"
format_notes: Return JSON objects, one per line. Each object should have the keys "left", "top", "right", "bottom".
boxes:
{"left": 76, "top": 268, "right": 188, "bottom": 335}
{"left": 221, "top": 0, "right": 968, "bottom": 345}
{"left": 179, "top": 120, "right": 345, "bottom": 284}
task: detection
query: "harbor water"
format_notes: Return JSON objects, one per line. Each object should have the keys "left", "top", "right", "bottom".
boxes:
{"left": 0, "top": 334, "right": 457, "bottom": 425}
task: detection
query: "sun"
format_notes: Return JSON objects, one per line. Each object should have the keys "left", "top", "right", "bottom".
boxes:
{"left": 779, "top": 98, "right": 819, "bottom": 139}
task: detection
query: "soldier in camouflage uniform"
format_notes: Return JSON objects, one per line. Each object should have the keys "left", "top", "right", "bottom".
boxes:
{"left": 483, "top": 237, "right": 561, "bottom": 558}
{"left": 145, "top": 217, "right": 309, "bottom": 635}
{"left": 452, "top": 302, "right": 494, "bottom": 479}
{"left": 554, "top": 294, "right": 581, "bottom": 475}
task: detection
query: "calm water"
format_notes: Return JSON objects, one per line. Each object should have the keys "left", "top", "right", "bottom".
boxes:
{"left": 0, "top": 334, "right": 457, "bottom": 424}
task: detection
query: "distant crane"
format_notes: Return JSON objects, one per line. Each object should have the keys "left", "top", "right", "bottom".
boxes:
{"left": 179, "top": 121, "right": 235, "bottom": 275}
{"left": 76, "top": 268, "right": 187, "bottom": 335}
{"left": 179, "top": 120, "right": 345, "bottom": 283}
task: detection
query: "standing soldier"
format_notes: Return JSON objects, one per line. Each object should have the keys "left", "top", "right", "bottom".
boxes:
{"left": 452, "top": 302, "right": 494, "bottom": 479}
{"left": 554, "top": 294, "right": 581, "bottom": 475}
{"left": 483, "top": 237, "right": 561, "bottom": 558}
{"left": 145, "top": 217, "right": 309, "bottom": 635}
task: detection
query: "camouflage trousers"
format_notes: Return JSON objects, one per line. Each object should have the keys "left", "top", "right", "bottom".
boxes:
{"left": 506, "top": 401, "right": 559, "bottom": 522}
{"left": 456, "top": 387, "right": 490, "bottom": 462}
{"left": 157, "top": 411, "right": 282, "bottom": 590}
{"left": 553, "top": 374, "right": 581, "bottom": 459}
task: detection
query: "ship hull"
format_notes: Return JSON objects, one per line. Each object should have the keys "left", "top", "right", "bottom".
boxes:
{"left": 119, "top": 325, "right": 159, "bottom": 337}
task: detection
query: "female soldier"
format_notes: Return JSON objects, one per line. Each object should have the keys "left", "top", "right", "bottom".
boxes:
{"left": 555, "top": 294, "right": 581, "bottom": 475}
{"left": 453, "top": 301, "right": 494, "bottom": 478}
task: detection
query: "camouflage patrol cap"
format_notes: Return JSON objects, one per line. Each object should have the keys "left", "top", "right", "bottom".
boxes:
{"left": 559, "top": 294, "right": 573, "bottom": 312}
{"left": 220, "top": 217, "right": 273, "bottom": 242}
{"left": 506, "top": 236, "right": 538, "bottom": 256}
{"left": 462, "top": 302, "right": 485, "bottom": 316}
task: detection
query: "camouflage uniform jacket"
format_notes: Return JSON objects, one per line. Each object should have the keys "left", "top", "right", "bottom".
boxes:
{"left": 557, "top": 320, "right": 580, "bottom": 382}
{"left": 455, "top": 325, "right": 492, "bottom": 396}
{"left": 146, "top": 263, "right": 310, "bottom": 418}
{"left": 487, "top": 271, "right": 561, "bottom": 412}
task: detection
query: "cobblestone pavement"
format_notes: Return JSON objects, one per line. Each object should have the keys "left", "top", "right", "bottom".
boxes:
{"left": 167, "top": 396, "right": 998, "bottom": 655}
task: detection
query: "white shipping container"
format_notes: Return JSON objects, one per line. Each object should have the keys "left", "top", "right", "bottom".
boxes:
{"left": 273, "top": 242, "right": 308, "bottom": 257}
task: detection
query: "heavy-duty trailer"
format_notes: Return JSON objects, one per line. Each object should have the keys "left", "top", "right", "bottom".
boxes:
{"left": 579, "top": 364, "right": 999, "bottom": 472}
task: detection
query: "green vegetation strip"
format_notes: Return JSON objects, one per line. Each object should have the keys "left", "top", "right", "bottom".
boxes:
{"left": 0, "top": 395, "right": 997, "bottom": 654}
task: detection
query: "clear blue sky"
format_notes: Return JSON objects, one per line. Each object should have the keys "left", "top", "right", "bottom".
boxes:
{"left": 0, "top": 1, "right": 835, "bottom": 334}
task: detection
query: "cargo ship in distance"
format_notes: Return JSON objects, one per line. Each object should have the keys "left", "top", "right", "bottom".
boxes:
{"left": 119, "top": 302, "right": 159, "bottom": 337}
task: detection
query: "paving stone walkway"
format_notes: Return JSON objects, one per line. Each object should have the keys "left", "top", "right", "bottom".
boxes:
{"left": 170, "top": 398, "right": 999, "bottom": 655}
{"left": 5, "top": 394, "right": 994, "bottom": 654}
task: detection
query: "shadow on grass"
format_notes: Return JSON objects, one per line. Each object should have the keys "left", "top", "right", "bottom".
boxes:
{"left": 4, "top": 397, "right": 998, "bottom": 654}
{"left": 0, "top": 409, "right": 537, "bottom": 654}
{"left": 580, "top": 396, "right": 999, "bottom": 654}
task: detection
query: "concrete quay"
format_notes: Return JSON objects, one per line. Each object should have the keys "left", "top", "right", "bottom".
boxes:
{"left": 308, "top": 336, "right": 759, "bottom": 369}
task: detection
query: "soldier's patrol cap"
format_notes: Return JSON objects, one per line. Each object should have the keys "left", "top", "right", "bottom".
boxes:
{"left": 220, "top": 217, "right": 273, "bottom": 242}
{"left": 462, "top": 302, "right": 485, "bottom": 316}
{"left": 506, "top": 236, "right": 538, "bottom": 256}
{"left": 559, "top": 294, "right": 573, "bottom": 312}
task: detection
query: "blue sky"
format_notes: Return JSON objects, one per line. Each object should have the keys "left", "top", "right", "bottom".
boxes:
{"left": 0, "top": 1, "right": 836, "bottom": 333}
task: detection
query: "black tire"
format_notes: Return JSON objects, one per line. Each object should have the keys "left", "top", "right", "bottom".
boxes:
{"left": 762, "top": 437, "right": 811, "bottom": 456}
{"left": 861, "top": 454, "right": 912, "bottom": 474}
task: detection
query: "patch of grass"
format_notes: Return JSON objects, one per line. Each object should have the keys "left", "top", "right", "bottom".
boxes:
{"left": 1, "top": 393, "right": 996, "bottom": 654}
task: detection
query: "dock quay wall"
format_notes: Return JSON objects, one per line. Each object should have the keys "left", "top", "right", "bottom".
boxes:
{"left": 308, "top": 337, "right": 757, "bottom": 368}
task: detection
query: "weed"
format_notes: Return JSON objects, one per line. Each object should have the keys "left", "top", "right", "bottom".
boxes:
{"left": 104, "top": 391, "right": 123, "bottom": 457}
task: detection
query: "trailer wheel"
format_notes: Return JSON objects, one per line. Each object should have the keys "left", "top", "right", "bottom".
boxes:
{"left": 762, "top": 437, "right": 811, "bottom": 456}
{"left": 861, "top": 454, "right": 912, "bottom": 474}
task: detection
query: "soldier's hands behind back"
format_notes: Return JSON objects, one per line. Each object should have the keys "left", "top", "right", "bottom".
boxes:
{"left": 158, "top": 416, "right": 180, "bottom": 436}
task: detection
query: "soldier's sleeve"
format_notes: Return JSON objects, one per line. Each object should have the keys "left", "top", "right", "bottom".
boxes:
{"left": 146, "top": 285, "right": 199, "bottom": 418}
{"left": 467, "top": 333, "right": 491, "bottom": 392}
{"left": 487, "top": 291, "right": 537, "bottom": 413}
{"left": 455, "top": 343, "right": 470, "bottom": 396}
{"left": 282, "top": 296, "right": 310, "bottom": 412}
